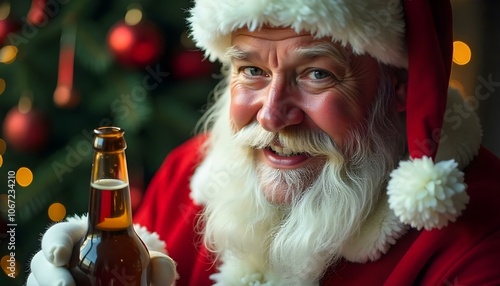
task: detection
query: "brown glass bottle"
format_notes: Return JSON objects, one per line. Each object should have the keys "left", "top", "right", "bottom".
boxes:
{"left": 69, "top": 127, "right": 151, "bottom": 286}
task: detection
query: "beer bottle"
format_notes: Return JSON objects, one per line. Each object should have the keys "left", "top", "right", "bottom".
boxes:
{"left": 70, "top": 126, "right": 151, "bottom": 285}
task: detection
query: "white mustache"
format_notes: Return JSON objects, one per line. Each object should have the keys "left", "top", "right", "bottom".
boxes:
{"left": 232, "top": 122, "right": 338, "bottom": 156}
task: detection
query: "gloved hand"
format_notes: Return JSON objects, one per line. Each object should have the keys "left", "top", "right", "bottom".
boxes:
{"left": 26, "top": 214, "right": 176, "bottom": 286}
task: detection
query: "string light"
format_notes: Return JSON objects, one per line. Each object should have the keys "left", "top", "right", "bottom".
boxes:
{"left": 18, "top": 96, "right": 32, "bottom": 113}
{"left": 0, "top": 78, "right": 5, "bottom": 95}
{"left": 125, "top": 7, "right": 143, "bottom": 26}
{"left": 453, "top": 40, "right": 471, "bottom": 65}
{"left": 48, "top": 202, "right": 67, "bottom": 222}
{"left": 1, "top": 255, "right": 18, "bottom": 277}
{"left": 0, "top": 2, "right": 11, "bottom": 20}
{"left": 0, "top": 138, "right": 5, "bottom": 155}
{"left": 16, "top": 167, "right": 33, "bottom": 187}
{"left": 0, "top": 45, "right": 18, "bottom": 64}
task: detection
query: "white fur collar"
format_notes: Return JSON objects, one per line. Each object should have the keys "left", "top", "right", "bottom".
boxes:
{"left": 339, "top": 193, "right": 408, "bottom": 263}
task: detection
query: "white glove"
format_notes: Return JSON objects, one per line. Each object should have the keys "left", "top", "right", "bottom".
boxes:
{"left": 27, "top": 214, "right": 176, "bottom": 286}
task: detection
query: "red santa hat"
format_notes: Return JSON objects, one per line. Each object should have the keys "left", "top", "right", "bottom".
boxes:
{"left": 187, "top": 0, "right": 469, "bottom": 230}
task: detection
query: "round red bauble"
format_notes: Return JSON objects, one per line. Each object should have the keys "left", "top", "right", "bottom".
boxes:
{"left": 0, "top": 18, "right": 20, "bottom": 46}
{"left": 27, "top": 0, "right": 48, "bottom": 26}
{"left": 2, "top": 107, "right": 50, "bottom": 152}
{"left": 171, "top": 49, "right": 215, "bottom": 80}
{"left": 107, "top": 20, "right": 164, "bottom": 68}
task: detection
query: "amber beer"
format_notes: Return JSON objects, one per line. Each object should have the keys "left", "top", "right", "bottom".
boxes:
{"left": 70, "top": 127, "right": 151, "bottom": 286}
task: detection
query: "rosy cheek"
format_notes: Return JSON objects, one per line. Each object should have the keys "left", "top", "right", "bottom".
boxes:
{"left": 229, "top": 86, "right": 259, "bottom": 131}
{"left": 309, "top": 97, "right": 359, "bottom": 144}
{"left": 229, "top": 104, "right": 245, "bottom": 131}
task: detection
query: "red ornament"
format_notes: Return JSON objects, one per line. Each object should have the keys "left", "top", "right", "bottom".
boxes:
{"left": 54, "top": 85, "right": 80, "bottom": 109}
{"left": 0, "top": 18, "right": 20, "bottom": 46}
{"left": 2, "top": 107, "right": 50, "bottom": 152}
{"left": 54, "top": 26, "right": 79, "bottom": 109}
{"left": 107, "top": 20, "right": 164, "bottom": 68}
{"left": 171, "top": 48, "right": 215, "bottom": 79}
{"left": 27, "top": 0, "right": 48, "bottom": 26}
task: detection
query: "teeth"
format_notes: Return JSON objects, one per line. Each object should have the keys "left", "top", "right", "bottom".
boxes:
{"left": 270, "top": 144, "right": 296, "bottom": 156}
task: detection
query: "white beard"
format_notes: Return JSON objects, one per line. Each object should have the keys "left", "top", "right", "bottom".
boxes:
{"left": 190, "top": 65, "right": 407, "bottom": 285}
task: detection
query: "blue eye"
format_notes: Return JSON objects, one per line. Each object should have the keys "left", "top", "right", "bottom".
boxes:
{"left": 308, "top": 69, "right": 331, "bottom": 80}
{"left": 242, "top": 67, "right": 266, "bottom": 76}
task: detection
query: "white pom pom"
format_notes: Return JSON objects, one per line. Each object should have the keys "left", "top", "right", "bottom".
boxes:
{"left": 387, "top": 157, "right": 469, "bottom": 230}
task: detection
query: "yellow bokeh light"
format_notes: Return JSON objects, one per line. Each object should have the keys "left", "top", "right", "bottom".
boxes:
{"left": 0, "top": 78, "right": 5, "bottom": 95}
{"left": 1, "top": 255, "right": 19, "bottom": 278}
{"left": 0, "top": 45, "right": 18, "bottom": 64}
{"left": 0, "top": 194, "right": 7, "bottom": 212}
{"left": 453, "top": 41, "right": 471, "bottom": 65}
{"left": 16, "top": 167, "right": 33, "bottom": 187}
{"left": 0, "top": 3, "right": 11, "bottom": 21}
{"left": 48, "top": 202, "right": 67, "bottom": 222}
{"left": 125, "top": 8, "right": 142, "bottom": 26}
{"left": 0, "top": 155, "right": 3, "bottom": 168}
{"left": 0, "top": 138, "right": 5, "bottom": 155}
{"left": 18, "top": 96, "right": 33, "bottom": 113}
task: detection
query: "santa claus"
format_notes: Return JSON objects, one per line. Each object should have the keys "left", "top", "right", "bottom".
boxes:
{"left": 28, "top": 0, "right": 500, "bottom": 285}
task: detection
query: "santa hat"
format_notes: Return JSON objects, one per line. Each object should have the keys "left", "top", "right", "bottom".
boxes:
{"left": 187, "top": 0, "right": 469, "bottom": 230}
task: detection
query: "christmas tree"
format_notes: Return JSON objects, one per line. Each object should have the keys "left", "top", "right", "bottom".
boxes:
{"left": 0, "top": 0, "right": 218, "bottom": 284}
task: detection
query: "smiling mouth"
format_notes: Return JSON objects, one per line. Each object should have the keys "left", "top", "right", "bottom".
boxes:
{"left": 268, "top": 141, "right": 309, "bottom": 157}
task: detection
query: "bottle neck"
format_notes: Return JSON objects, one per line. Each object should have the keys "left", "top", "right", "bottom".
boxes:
{"left": 88, "top": 150, "right": 133, "bottom": 232}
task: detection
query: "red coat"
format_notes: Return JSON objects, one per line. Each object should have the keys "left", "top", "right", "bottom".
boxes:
{"left": 134, "top": 135, "right": 500, "bottom": 285}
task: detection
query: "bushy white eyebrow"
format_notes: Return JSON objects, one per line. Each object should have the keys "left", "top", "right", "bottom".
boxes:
{"left": 225, "top": 43, "right": 351, "bottom": 67}
{"left": 224, "top": 46, "right": 250, "bottom": 61}
{"left": 295, "top": 43, "right": 351, "bottom": 68}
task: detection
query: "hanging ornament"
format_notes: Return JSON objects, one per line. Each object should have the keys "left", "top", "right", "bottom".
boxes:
{"left": 107, "top": 6, "right": 164, "bottom": 68}
{"left": 171, "top": 30, "right": 215, "bottom": 79}
{"left": 53, "top": 25, "right": 80, "bottom": 109}
{"left": 0, "top": 3, "right": 20, "bottom": 46}
{"left": 2, "top": 96, "right": 50, "bottom": 153}
{"left": 27, "top": 0, "right": 47, "bottom": 26}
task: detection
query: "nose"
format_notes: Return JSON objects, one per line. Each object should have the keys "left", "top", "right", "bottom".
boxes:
{"left": 256, "top": 79, "right": 304, "bottom": 132}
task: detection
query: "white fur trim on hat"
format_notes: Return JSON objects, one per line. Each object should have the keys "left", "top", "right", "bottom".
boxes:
{"left": 188, "top": 0, "right": 407, "bottom": 68}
